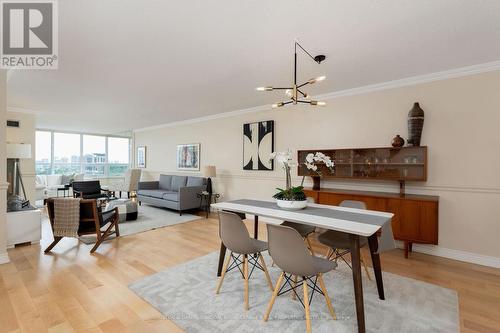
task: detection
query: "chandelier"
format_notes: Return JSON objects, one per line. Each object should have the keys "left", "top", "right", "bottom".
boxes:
{"left": 256, "top": 41, "right": 327, "bottom": 108}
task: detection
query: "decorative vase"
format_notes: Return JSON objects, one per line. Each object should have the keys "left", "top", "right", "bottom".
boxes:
{"left": 276, "top": 199, "right": 308, "bottom": 210}
{"left": 407, "top": 102, "right": 424, "bottom": 146}
{"left": 391, "top": 135, "right": 405, "bottom": 148}
{"left": 312, "top": 176, "right": 321, "bottom": 191}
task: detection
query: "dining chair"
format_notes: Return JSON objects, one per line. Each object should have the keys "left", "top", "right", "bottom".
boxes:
{"left": 318, "top": 200, "right": 372, "bottom": 280}
{"left": 280, "top": 197, "right": 317, "bottom": 255}
{"left": 45, "top": 198, "right": 120, "bottom": 253}
{"left": 215, "top": 211, "right": 274, "bottom": 311}
{"left": 264, "top": 224, "right": 337, "bottom": 333}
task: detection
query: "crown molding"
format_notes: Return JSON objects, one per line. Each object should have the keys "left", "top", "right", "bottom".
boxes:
{"left": 134, "top": 104, "right": 270, "bottom": 133}
{"left": 134, "top": 60, "right": 500, "bottom": 133}
{"left": 6, "top": 106, "right": 42, "bottom": 114}
{"left": 316, "top": 60, "right": 500, "bottom": 101}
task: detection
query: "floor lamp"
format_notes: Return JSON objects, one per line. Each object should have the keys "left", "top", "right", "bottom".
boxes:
{"left": 7, "top": 143, "right": 32, "bottom": 208}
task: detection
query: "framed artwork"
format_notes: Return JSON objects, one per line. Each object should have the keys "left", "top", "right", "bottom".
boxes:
{"left": 137, "top": 146, "right": 146, "bottom": 168}
{"left": 243, "top": 120, "right": 274, "bottom": 170}
{"left": 177, "top": 143, "right": 200, "bottom": 171}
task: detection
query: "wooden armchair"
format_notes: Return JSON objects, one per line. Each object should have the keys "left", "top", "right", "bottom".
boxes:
{"left": 44, "top": 198, "right": 120, "bottom": 253}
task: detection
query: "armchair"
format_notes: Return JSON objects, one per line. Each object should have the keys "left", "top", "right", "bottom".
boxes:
{"left": 108, "top": 169, "right": 142, "bottom": 198}
{"left": 72, "top": 181, "right": 110, "bottom": 200}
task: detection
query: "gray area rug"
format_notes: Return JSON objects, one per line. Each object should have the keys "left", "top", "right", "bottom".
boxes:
{"left": 129, "top": 252, "right": 459, "bottom": 333}
{"left": 79, "top": 204, "right": 200, "bottom": 244}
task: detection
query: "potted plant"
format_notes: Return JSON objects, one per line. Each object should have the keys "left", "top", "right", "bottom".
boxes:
{"left": 270, "top": 150, "right": 334, "bottom": 210}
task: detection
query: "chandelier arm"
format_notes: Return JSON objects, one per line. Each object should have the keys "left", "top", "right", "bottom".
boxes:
{"left": 273, "top": 87, "right": 294, "bottom": 90}
{"left": 296, "top": 100, "right": 312, "bottom": 104}
{"left": 297, "top": 89, "right": 308, "bottom": 97}
{"left": 297, "top": 81, "right": 310, "bottom": 89}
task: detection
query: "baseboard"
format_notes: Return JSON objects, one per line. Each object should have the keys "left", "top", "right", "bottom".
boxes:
{"left": 395, "top": 241, "right": 500, "bottom": 268}
{"left": 0, "top": 252, "right": 10, "bottom": 265}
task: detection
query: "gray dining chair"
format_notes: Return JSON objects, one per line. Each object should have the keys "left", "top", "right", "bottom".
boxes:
{"left": 317, "top": 200, "right": 372, "bottom": 280}
{"left": 280, "top": 197, "right": 317, "bottom": 254}
{"left": 264, "top": 224, "right": 337, "bottom": 333}
{"left": 216, "top": 211, "right": 274, "bottom": 311}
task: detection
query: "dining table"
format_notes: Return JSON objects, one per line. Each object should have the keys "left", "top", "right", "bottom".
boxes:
{"left": 211, "top": 199, "right": 394, "bottom": 333}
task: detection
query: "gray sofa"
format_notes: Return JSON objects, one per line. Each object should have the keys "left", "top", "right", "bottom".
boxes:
{"left": 137, "top": 175, "right": 206, "bottom": 215}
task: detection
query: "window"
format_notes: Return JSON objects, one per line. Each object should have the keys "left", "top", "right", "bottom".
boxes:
{"left": 35, "top": 131, "right": 51, "bottom": 175}
{"left": 53, "top": 132, "right": 81, "bottom": 175}
{"left": 83, "top": 135, "right": 106, "bottom": 176}
{"left": 35, "top": 130, "right": 131, "bottom": 177}
{"left": 108, "top": 137, "right": 130, "bottom": 177}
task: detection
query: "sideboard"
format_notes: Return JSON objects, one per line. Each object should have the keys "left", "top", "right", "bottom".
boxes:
{"left": 303, "top": 187, "right": 439, "bottom": 258}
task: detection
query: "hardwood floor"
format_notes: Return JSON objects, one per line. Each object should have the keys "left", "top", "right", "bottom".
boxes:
{"left": 1, "top": 211, "right": 499, "bottom": 333}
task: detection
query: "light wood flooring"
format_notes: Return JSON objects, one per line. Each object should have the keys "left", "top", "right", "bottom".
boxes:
{"left": 1, "top": 210, "right": 499, "bottom": 333}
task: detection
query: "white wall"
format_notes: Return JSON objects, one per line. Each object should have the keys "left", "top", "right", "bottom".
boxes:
{"left": 134, "top": 70, "right": 500, "bottom": 264}
{"left": 6, "top": 112, "right": 36, "bottom": 202}
{"left": 0, "top": 71, "right": 9, "bottom": 264}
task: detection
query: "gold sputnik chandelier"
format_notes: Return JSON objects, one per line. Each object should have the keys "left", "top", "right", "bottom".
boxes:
{"left": 256, "top": 41, "right": 327, "bottom": 108}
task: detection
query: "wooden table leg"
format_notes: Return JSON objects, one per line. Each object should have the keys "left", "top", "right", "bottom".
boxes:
{"left": 217, "top": 242, "right": 227, "bottom": 277}
{"left": 350, "top": 234, "right": 365, "bottom": 333}
{"left": 254, "top": 215, "right": 259, "bottom": 239}
{"left": 368, "top": 234, "right": 385, "bottom": 300}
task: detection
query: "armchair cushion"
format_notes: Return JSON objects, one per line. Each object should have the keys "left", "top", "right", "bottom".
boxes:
{"left": 171, "top": 176, "right": 187, "bottom": 191}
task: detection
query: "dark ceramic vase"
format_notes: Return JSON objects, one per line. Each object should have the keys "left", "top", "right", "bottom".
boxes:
{"left": 391, "top": 135, "right": 405, "bottom": 148}
{"left": 407, "top": 102, "right": 424, "bottom": 146}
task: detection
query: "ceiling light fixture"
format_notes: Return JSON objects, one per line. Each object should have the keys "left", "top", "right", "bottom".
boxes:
{"left": 256, "top": 41, "right": 327, "bottom": 108}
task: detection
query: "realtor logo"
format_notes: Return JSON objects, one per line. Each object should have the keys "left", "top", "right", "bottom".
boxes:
{"left": 1, "top": 0, "right": 58, "bottom": 69}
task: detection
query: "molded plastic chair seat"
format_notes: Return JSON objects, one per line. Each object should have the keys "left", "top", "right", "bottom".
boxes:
{"left": 311, "top": 256, "right": 338, "bottom": 274}
{"left": 281, "top": 221, "right": 316, "bottom": 237}
{"left": 242, "top": 238, "right": 268, "bottom": 255}
{"left": 318, "top": 230, "right": 368, "bottom": 250}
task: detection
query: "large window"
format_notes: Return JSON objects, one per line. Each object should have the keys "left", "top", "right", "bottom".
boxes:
{"left": 35, "top": 131, "right": 52, "bottom": 175}
{"left": 35, "top": 130, "right": 131, "bottom": 177}
{"left": 108, "top": 137, "right": 130, "bottom": 177}
{"left": 53, "top": 132, "right": 81, "bottom": 175}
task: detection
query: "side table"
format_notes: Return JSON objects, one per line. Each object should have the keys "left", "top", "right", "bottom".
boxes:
{"left": 197, "top": 192, "right": 220, "bottom": 218}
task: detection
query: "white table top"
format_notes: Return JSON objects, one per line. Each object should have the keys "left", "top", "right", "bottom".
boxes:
{"left": 211, "top": 199, "right": 393, "bottom": 237}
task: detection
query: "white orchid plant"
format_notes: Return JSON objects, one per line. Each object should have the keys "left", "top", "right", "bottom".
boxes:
{"left": 269, "top": 149, "right": 335, "bottom": 201}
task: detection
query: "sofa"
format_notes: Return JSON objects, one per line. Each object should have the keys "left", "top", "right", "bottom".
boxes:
{"left": 35, "top": 174, "right": 84, "bottom": 200}
{"left": 137, "top": 175, "right": 206, "bottom": 215}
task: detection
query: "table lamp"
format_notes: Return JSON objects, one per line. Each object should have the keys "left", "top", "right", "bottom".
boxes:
{"left": 203, "top": 165, "right": 216, "bottom": 195}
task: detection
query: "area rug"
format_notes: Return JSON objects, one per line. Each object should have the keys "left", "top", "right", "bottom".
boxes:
{"left": 128, "top": 252, "right": 459, "bottom": 333}
{"left": 79, "top": 204, "right": 200, "bottom": 244}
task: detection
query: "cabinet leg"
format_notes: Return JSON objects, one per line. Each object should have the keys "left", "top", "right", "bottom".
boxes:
{"left": 404, "top": 241, "right": 409, "bottom": 259}
{"left": 408, "top": 242, "right": 413, "bottom": 253}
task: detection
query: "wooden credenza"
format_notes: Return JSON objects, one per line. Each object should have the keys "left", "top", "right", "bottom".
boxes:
{"left": 303, "top": 187, "right": 439, "bottom": 258}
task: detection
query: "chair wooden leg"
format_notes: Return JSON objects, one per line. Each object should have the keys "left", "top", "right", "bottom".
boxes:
{"left": 216, "top": 252, "right": 232, "bottom": 294}
{"left": 324, "top": 247, "right": 332, "bottom": 259}
{"left": 114, "top": 217, "right": 120, "bottom": 237}
{"left": 318, "top": 273, "right": 337, "bottom": 320}
{"left": 361, "top": 253, "right": 372, "bottom": 281}
{"left": 303, "top": 278, "right": 312, "bottom": 333}
{"left": 305, "top": 237, "right": 316, "bottom": 256}
{"left": 263, "top": 272, "right": 284, "bottom": 322}
{"left": 291, "top": 275, "right": 298, "bottom": 300}
{"left": 90, "top": 221, "right": 115, "bottom": 253}
{"left": 258, "top": 253, "right": 274, "bottom": 291}
{"left": 244, "top": 255, "right": 249, "bottom": 311}
{"left": 44, "top": 237, "right": 63, "bottom": 253}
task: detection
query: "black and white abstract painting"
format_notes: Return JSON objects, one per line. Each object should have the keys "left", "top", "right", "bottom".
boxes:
{"left": 243, "top": 120, "right": 274, "bottom": 170}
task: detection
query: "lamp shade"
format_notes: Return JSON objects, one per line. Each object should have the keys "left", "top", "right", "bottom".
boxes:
{"left": 7, "top": 143, "right": 32, "bottom": 159}
{"left": 203, "top": 165, "right": 216, "bottom": 178}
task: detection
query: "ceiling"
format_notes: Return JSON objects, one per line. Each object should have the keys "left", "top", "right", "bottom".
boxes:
{"left": 7, "top": 0, "right": 500, "bottom": 134}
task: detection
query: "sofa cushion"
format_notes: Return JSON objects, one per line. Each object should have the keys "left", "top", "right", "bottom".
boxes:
{"left": 171, "top": 176, "right": 187, "bottom": 191}
{"left": 159, "top": 175, "right": 172, "bottom": 190}
{"left": 187, "top": 176, "right": 204, "bottom": 187}
{"left": 162, "top": 191, "right": 179, "bottom": 202}
{"left": 46, "top": 175, "right": 62, "bottom": 187}
{"left": 137, "top": 189, "right": 168, "bottom": 199}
